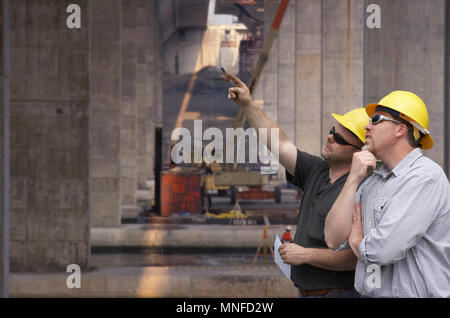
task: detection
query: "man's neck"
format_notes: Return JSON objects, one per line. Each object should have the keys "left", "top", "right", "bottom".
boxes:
{"left": 328, "top": 164, "right": 351, "bottom": 184}
{"left": 379, "top": 144, "right": 415, "bottom": 171}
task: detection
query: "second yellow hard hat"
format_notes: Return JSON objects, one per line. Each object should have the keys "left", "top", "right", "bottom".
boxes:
{"left": 365, "top": 91, "right": 433, "bottom": 149}
{"left": 332, "top": 108, "right": 370, "bottom": 144}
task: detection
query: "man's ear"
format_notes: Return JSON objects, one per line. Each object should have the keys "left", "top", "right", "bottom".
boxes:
{"left": 395, "top": 124, "right": 408, "bottom": 138}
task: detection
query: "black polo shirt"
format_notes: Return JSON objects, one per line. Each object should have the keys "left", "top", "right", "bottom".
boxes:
{"left": 286, "top": 149, "right": 355, "bottom": 290}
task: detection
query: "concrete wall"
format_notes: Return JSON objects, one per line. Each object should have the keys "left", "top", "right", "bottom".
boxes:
{"left": 261, "top": 0, "right": 364, "bottom": 179}
{"left": 150, "top": 1, "right": 163, "bottom": 186}
{"left": 120, "top": 0, "right": 138, "bottom": 207}
{"left": 365, "top": 0, "right": 446, "bottom": 168}
{"left": 90, "top": 0, "right": 163, "bottom": 227}
{"left": 448, "top": 1, "right": 450, "bottom": 177}
{"left": 90, "top": 0, "right": 121, "bottom": 227}
{"left": 9, "top": 0, "right": 90, "bottom": 272}
{"left": 0, "top": 0, "right": 5, "bottom": 296}
{"left": 260, "top": 0, "right": 448, "bottom": 173}
{"left": 295, "top": 0, "right": 322, "bottom": 155}
{"left": 322, "top": 0, "right": 364, "bottom": 143}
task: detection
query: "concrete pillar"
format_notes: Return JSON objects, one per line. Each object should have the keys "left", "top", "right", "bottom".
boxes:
{"left": 278, "top": 0, "right": 296, "bottom": 144}
{"left": 0, "top": 0, "right": 9, "bottom": 297}
{"left": 447, "top": 0, "right": 450, "bottom": 177}
{"left": 90, "top": 0, "right": 121, "bottom": 227}
{"left": 0, "top": 0, "right": 4, "bottom": 295}
{"left": 365, "top": 0, "right": 446, "bottom": 167}
{"left": 153, "top": 0, "right": 164, "bottom": 169}
{"left": 136, "top": 0, "right": 150, "bottom": 190}
{"left": 295, "top": 0, "right": 322, "bottom": 156}
{"left": 91, "top": 0, "right": 161, "bottom": 225}
{"left": 322, "top": 0, "right": 365, "bottom": 142}
{"left": 148, "top": 0, "right": 164, "bottom": 182}
{"left": 262, "top": 0, "right": 363, "bottom": 172}
{"left": 262, "top": 3, "right": 279, "bottom": 125}
{"left": 9, "top": 0, "right": 90, "bottom": 271}
{"left": 261, "top": 3, "right": 281, "bottom": 179}
{"left": 120, "top": 0, "right": 138, "bottom": 206}
{"left": 137, "top": 0, "right": 161, "bottom": 190}
{"left": 146, "top": 0, "right": 157, "bottom": 184}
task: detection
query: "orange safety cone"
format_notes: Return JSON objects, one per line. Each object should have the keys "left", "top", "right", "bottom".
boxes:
{"left": 281, "top": 225, "right": 293, "bottom": 244}
{"left": 252, "top": 226, "right": 274, "bottom": 265}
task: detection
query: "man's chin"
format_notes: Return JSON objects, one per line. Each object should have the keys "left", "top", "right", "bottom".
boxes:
{"left": 363, "top": 143, "right": 374, "bottom": 153}
{"left": 321, "top": 152, "right": 332, "bottom": 162}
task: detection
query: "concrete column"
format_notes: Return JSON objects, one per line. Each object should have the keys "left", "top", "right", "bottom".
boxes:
{"left": 90, "top": 0, "right": 121, "bottom": 227}
{"left": 365, "top": 0, "right": 446, "bottom": 167}
{"left": 148, "top": 0, "right": 164, "bottom": 182}
{"left": 0, "top": 0, "right": 9, "bottom": 297}
{"left": 0, "top": 0, "right": 4, "bottom": 295}
{"left": 278, "top": 0, "right": 296, "bottom": 144}
{"left": 296, "top": 0, "right": 322, "bottom": 156}
{"left": 10, "top": 0, "right": 90, "bottom": 271}
{"left": 146, "top": 0, "right": 156, "bottom": 184}
{"left": 262, "top": 3, "right": 279, "bottom": 124}
{"left": 136, "top": 0, "right": 150, "bottom": 190}
{"left": 136, "top": 0, "right": 161, "bottom": 191}
{"left": 120, "top": 0, "right": 138, "bottom": 206}
{"left": 261, "top": 3, "right": 281, "bottom": 179}
{"left": 153, "top": 0, "right": 164, "bottom": 164}
{"left": 322, "top": 0, "right": 365, "bottom": 142}
{"left": 447, "top": 0, "right": 450, "bottom": 177}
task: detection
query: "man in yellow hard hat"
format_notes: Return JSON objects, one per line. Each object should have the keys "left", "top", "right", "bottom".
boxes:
{"left": 325, "top": 91, "right": 450, "bottom": 297}
{"left": 222, "top": 72, "right": 369, "bottom": 298}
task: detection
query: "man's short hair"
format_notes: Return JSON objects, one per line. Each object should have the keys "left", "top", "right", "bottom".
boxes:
{"left": 396, "top": 117, "right": 418, "bottom": 148}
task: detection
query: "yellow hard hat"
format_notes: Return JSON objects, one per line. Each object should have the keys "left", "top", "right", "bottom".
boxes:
{"left": 332, "top": 108, "right": 370, "bottom": 143}
{"left": 365, "top": 91, "right": 433, "bottom": 149}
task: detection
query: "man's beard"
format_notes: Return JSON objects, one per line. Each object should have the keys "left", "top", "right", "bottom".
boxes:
{"left": 321, "top": 150, "right": 352, "bottom": 166}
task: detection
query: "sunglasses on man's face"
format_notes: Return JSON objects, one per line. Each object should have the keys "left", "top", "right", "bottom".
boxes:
{"left": 329, "top": 127, "right": 361, "bottom": 150}
{"left": 369, "top": 114, "right": 402, "bottom": 125}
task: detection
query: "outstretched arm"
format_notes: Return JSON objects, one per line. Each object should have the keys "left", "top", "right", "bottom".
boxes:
{"left": 221, "top": 72, "right": 297, "bottom": 175}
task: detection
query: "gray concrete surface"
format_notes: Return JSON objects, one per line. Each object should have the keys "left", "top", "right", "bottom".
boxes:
{"left": 90, "top": 0, "right": 122, "bottom": 228}
{"left": 9, "top": 265, "right": 298, "bottom": 298}
{"left": 9, "top": 0, "right": 90, "bottom": 272}
{"left": 366, "top": 0, "right": 446, "bottom": 167}
{"left": 90, "top": 0, "right": 163, "bottom": 227}
{"left": 321, "top": 0, "right": 364, "bottom": 142}
{"left": 295, "top": 0, "right": 322, "bottom": 156}
{"left": 9, "top": 223, "right": 299, "bottom": 297}
{"left": 0, "top": 0, "right": 7, "bottom": 297}
{"left": 91, "top": 224, "right": 296, "bottom": 248}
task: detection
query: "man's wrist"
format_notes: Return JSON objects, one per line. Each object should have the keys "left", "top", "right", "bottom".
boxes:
{"left": 242, "top": 102, "right": 258, "bottom": 114}
{"left": 348, "top": 172, "right": 364, "bottom": 187}
{"left": 304, "top": 248, "right": 315, "bottom": 264}
{"left": 349, "top": 237, "right": 363, "bottom": 260}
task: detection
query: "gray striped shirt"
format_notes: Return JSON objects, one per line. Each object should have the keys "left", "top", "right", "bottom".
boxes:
{"left": 354, "top": 148, "right": 450, "bottom": 297}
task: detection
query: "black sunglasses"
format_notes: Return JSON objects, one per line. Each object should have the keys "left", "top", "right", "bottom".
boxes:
{"left": 329, "top": 127, "right": 361, "bottom": 150}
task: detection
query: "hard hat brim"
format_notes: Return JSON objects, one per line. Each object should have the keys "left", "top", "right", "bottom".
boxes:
{"left": 420, "top": 134, "right": 434, "bottom": 149}
{"left": 365, "top": 103, "right": 378, "bottom": 118}
{"left": 365, "top": 104, "right": 434, "bottom": 149}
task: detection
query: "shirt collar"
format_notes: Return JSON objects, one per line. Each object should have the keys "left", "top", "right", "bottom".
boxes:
{"left": 373, "top": 148, "right": 423, "bottom": 178}
{"left": 391, "top": 148, "right": 423, "bottom": 177}
{"left": 373, "top": 164, "right": 391, "bottom": 179}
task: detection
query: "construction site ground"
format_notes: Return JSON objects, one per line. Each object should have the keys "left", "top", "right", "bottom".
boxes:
{"left": 10, "top": 191, "right": 300, "bottom": 298}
